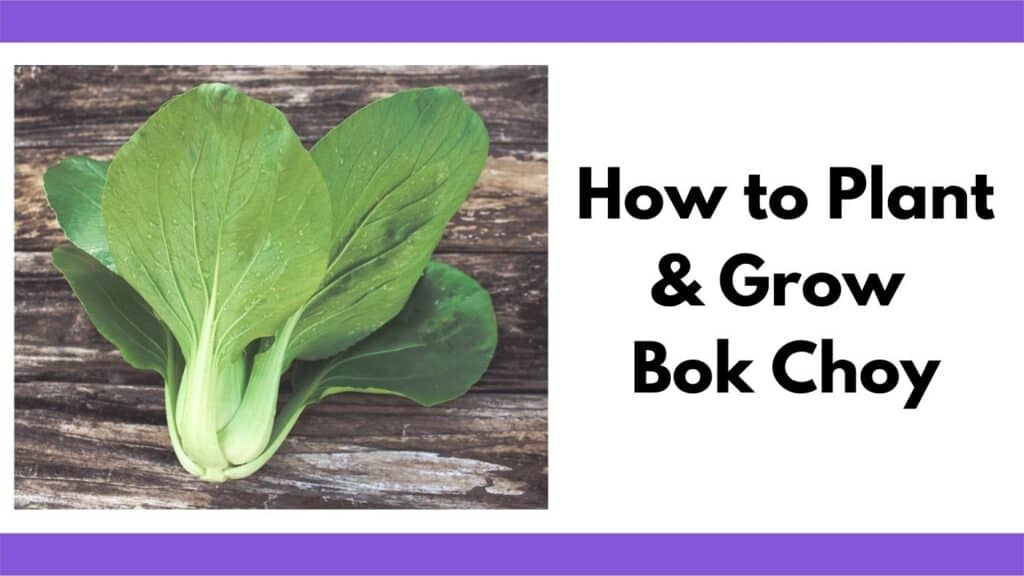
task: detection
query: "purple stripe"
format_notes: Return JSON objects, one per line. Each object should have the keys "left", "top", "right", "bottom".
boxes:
{"left": 0, "top": 1, "right": 1022, "bottom": 42}
{"left": 1, "top": 534, "right": 1022, "bottom": 575}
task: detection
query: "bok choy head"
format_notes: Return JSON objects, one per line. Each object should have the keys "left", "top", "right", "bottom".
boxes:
{"left": 45, "top": 83, "right": 497, "bottom": 482}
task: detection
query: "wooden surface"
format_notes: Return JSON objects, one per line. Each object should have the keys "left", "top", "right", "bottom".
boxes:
{"left": 14, "top": 66, "right": 548, "bottom": 509}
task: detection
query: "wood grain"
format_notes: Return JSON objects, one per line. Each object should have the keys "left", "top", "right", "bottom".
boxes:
{"left": 14, "top": 65, "right": 547, "bottom": 160}
{"left": 14, "top": 65, "right": 547, "bottom": 509}
{"left": 16, "top": 382, "right": 547, "bottom": 509}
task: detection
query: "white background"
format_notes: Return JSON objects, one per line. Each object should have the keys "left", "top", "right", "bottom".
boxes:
{"left": 3, "top": 44, "right": 1023, "bottom": 532}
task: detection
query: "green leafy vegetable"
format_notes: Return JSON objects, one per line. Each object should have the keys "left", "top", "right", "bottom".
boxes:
{"left": 46, "top": 83, "right": 497, "bottom": 482}
{"left": 297, "top": 87, "right": 489, "bottom": 361}
{"left": 45, "top": 157, "right": 114, "bottom": 269}
{"left": 297, "top": 260, "right": 498, "bottom": 408}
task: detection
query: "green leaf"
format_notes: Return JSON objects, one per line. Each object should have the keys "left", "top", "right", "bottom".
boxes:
{"left": 224, "top": 261, "right": 497, "bottom": 480}
{"left": 295, "top": 261, "right": 498, "bottom": 407}
{"left": 44, "top": 157, "right": 114, "bottom": 270}
{"left": 52, "top": 243, "right": 169, "bottom": 375}
{"left": 103, "top": 83, "right": 333, "bottom": 473}
{"left": 290, "top": 87, "right": 489, "bottom": 362}
{"left": 104, "top": 83, "right": 332, "bottom": 360}
{"left": 51, "top": 244, "right": 202, "bottom": 477}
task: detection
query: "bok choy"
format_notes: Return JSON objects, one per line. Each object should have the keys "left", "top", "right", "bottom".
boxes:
{"left": 45, "top": 83, "right": 497, "bottom": 482}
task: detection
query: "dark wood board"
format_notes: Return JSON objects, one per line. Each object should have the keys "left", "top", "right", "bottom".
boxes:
{"left": 14, "top": 65, "right": 548, "bottom": 509}
{"left": 15, "top": 65, "right": 547, "bottom": 160}
{"left": 16, "top": 383, "right": 547, "bottom": 509}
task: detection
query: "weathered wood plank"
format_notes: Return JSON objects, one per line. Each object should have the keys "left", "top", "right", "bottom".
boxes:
{"left": 16, "top": 149, "right": 547, "bottom": 254}
{"left": 14, "top": 65, "right": 548, "bottom": 160}
{"left": 16, "top": 382, "right": 547, "bottom": 509}
{"left": 15, "top": 252, "right": 547, "bottom": 391}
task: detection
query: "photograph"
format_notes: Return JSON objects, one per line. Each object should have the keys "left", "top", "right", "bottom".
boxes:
{"left": 14, "top": 65, "right": 548, "bottom": 509}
